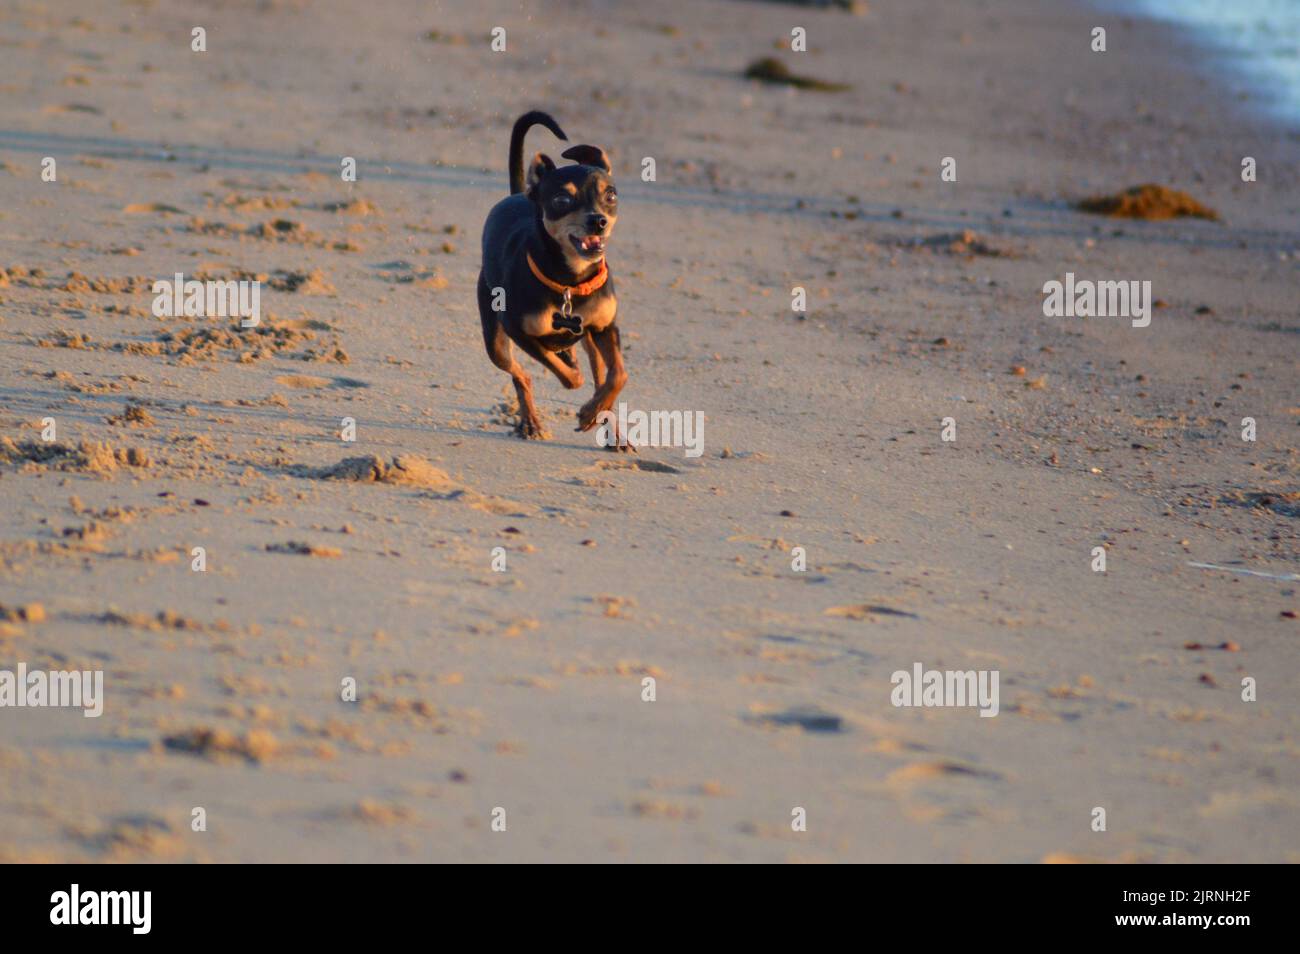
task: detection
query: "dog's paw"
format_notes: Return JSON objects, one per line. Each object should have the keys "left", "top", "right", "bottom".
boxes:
{"left": 575, "top": 401, "right": 601, "bottom": 432}
{"left": 515, "top": 417, "right": 549, "bottom": 440}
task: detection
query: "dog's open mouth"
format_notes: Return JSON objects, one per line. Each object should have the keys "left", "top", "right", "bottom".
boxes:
{"left": 570, "top": 234, "right": 606, "bottom": 256}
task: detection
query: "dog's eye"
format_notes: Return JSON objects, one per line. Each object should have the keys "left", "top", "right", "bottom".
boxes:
{"left": 552, "top": 195, "right": 573, "bottom": 211}
{"left": 605, "top": 189, "right": 618, "bottom": 205}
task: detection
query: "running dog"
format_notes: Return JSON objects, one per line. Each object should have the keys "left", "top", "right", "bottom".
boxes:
{"left": 477, "top": 110, "right": 628, "bottom": 445}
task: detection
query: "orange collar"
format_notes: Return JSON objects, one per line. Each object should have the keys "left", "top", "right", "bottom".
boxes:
{"left": 527, "top": 252, "right": 608, "bottom": 297}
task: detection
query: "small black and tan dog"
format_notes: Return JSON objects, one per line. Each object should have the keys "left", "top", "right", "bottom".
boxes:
{"left": 477, "top": 110, "right": 627, "bottom": 444}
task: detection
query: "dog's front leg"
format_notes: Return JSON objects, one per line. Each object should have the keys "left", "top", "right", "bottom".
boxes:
{"left": 580, "top": 332, "right": 606, "bottom": 389}
{"left": 576, "top": 323, "right": 627, "bottom": 433}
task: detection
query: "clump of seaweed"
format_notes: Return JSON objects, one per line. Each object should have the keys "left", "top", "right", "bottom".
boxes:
{"left": 743, "top": 57, "right": 851, "bottom": 92}
{"left": 1075, "top": 184, "right": 1219, "bottom": 221}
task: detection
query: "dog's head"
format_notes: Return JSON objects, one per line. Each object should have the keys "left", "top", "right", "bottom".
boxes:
{"left": 526, "top": 144, "right": 617, "bottom": 267}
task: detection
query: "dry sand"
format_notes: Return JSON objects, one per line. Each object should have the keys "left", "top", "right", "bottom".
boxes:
{"left": 0, "top": 0, "right": 1297, "bottom": 862}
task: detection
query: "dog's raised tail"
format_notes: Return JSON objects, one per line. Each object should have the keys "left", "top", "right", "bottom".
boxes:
{"left": 508, "top": 111, "right": 567, "bottom": 195}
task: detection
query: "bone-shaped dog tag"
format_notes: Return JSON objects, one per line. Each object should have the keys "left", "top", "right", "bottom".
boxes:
{"left": 551, "top": 288, "right": 582, "bottom": 334}
{"left": 552, "top": 312, "right": 582, "bottom": 333}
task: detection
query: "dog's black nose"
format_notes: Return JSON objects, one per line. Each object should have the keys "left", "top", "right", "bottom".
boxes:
{"left": 588, "top": 214, "right": 608, "bottom": 232}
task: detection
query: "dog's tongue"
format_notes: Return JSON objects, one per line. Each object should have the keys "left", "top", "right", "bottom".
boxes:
{"left": 580, "top": 236, "right": 602, "bottom": 251}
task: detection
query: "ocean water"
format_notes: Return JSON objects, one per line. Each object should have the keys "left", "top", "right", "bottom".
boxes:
{"left": 1120, "top": 0, "right": 1300, "bottom": 124}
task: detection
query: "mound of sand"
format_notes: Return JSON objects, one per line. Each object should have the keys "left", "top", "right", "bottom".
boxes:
{"left": 62, "top": 272, "right": 155, "bottom": 294}
{"left": 897, "top": 229, "right": 1015, "bottom": 258}
{"left": 1075, "top": 184, "right": 1219, "bottom": 221}
{"left": 296, "top": 454, "right": 533, "bottom": 515}
{"left": 106, "top": 401, "right": 155, "bottom": 427}
{"left": 319, "top": 198, "right": 379, "bottom": 216}
{"left": 306, "top": 454, "right": 459, "bottom": 491}
{"left": 263, "top": 268, "right": 335, "bottom": 294}
{"left": 115, "top": 321, "right": 348, "bottom": 365}
{"left": 187, "top": 216, "right": 334, "bottom": 247}
{"left": 163, "top": 727, "right": 279, "bottom": 763}
{"left": 265, "top": 541, "right": 343, "bottom": 557}
{"left": 216, "top": 192, "right": 299, "bottom": 213}
{"left": 0, "top": 602, "right": 45, "bottom": 624}
{"left": 193, "top": 267, "right": 335, "bottom": 295}
{"left": 0, "top": 438, "right": 150, "bottom": 474}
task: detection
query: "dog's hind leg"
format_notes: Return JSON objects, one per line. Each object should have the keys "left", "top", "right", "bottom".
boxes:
{"left": 479, "top": 273, "right": 546, "bottom": 439}
{"left": 513, "top": 335, "right": 583, "bottom": 391}
{"left": 551, "top": 346, "right": 584, "bottom": 390}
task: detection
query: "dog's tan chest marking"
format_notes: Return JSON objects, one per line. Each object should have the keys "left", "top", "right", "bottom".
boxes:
{"left": 521, "top": 291, "right": 617, "bottom": 337}
{"left": 579, "top": 292, "right": 617, "bottom": 332}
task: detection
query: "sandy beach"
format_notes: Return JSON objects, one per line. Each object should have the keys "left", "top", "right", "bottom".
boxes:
{"left": 0, "top": 0, "right": 1297, "bottom": 863}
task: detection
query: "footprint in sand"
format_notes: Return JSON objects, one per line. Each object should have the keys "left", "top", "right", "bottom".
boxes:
{"left": 44, "top": 103, "right": 102, "bottom": 115}
{"left": 885, "top": 761, "right": 1002, "bottom": 788}
{"left": 595, "top": 458, "right": 681, "bottom": 474}
{"left": 824, "top": 603, "right": 919, "bottom": 621}
{"left": 122, "top": 202, "right": 188, "bottom": 215}
{"left": 746, "top": 705, "right": 846, "bottom": 734}
{"left": 274, "top": 374, "right": 367, "bottom": 390}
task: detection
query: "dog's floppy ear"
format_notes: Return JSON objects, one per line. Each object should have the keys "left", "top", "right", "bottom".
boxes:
{"left": 561, "top": 144, "right": 611, "bottom": 173}
{"left": 526, "top": 152, "right": 556, "bottom": 195}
